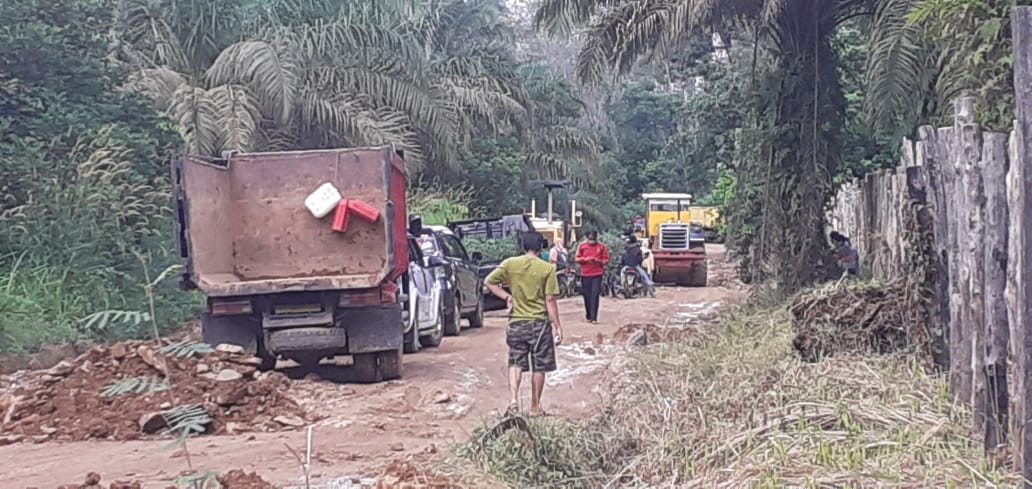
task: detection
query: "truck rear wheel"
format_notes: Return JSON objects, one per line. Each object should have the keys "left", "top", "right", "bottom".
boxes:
{"left": 353, "top": 349, "right": 402, "bottom": 383}
{"left": 687, "top": 261, "right": 708, "bottom": 287}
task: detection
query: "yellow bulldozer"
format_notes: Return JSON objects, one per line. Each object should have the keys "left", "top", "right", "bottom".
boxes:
{"left": 638, "top": 193, "right": 707, "bottom": 286}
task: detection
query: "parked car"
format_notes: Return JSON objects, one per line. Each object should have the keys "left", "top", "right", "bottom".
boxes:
{"left": 447, "top": 215, "right": 533, "bottom": 311}
{"left": 414, "top": 224, "right": 485, "bottom": 335}
{"left": 401, "top": 233, "right": 444, "bottom": 353}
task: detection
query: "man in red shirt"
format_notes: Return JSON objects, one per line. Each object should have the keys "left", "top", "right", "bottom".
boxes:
{"left": 575, "top": 230, "right": 609, "bottom": 324}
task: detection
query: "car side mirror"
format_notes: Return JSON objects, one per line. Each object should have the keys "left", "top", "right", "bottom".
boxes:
{"left": 426, "top": 255, "right": 446, "bottom": 267}
{"left": 471, "top": 252, "right": 483, "bottom": 263}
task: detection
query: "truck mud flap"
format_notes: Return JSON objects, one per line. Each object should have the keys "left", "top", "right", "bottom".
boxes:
{"left": 342, "top": 306, "right": 403, "bottom": 354}
{"left": 266, "top": 327, "right": 347, "bottom": 353}
{"left": 201, "top": 314, "right": 259, "bottom": 354}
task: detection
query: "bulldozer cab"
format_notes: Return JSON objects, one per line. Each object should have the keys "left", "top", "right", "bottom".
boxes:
{"left": 643, "top": 193, "right": 691, "bottom": 237}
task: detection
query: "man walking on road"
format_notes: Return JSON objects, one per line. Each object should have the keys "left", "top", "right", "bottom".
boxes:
{"left": 576, "top": 230, "right": 609, "bottom": 324}
{"left": 485, "top": 231, "right": 564, "bottom": 416}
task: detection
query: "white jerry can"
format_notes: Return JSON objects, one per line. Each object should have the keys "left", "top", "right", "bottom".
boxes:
{"left": 304, "top": 182, "right": 343, "bottom": 219}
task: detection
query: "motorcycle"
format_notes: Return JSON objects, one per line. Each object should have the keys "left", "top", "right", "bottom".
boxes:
{"left": 617, "top": 266, "right": 649, "bottom": 299}
{"left": 557, "top": 266, "right": 581, "bottom": 298}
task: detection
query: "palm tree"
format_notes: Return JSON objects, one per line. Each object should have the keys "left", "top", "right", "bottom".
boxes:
{"left": 865, "top": 0, "right": 1019, "bottom": 135}
{"left": 535, "top": 0, "right": 869, "bottom": 289}
{"left": 118, "top": 0, "right": 529, "bottom": 172}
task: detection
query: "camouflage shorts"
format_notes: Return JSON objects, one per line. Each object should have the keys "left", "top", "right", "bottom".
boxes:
{"left": 506, "top": 319, "right": 557, "bottom": 372}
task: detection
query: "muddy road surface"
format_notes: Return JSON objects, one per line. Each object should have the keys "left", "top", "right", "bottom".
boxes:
{"left": 1, "top": 246, "right": 743, "bottom": 488}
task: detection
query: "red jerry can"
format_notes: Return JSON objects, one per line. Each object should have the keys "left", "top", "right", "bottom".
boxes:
{"left": 347, "top": 199, "right": 381, "bottom": 223}
{"left": 331, "top": 199, "right": 351, "bottom": 232}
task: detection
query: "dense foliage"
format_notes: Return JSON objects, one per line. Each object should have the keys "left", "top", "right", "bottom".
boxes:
{"left": 0, "top": 0, "right": 197, "bottom": 352}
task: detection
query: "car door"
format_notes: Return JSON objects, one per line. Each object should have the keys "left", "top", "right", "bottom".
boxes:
{"left": 407, "top": 237, "right": 434, "bottom": 328}
{"left": 439, "top": 233, "right": 478, "bottom": 313}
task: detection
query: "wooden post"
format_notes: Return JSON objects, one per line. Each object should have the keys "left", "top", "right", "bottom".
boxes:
{"left": 951, "top": 98, "right": 979, "bottom": 407}
{"left": 920, "top": 125, "right": 951, "bottom": 369}
{"left": 1010, "top": 6, "right": 1032, "bottom": 484}
{"left": 982, "top": 131, "right": 1010, "bottom": 453}
{"left": 954, "top": 97, "right": 987, "bottom": 436}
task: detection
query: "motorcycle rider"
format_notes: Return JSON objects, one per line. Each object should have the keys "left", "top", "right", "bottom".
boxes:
{"left": 621, "top": 236, "right": 656, "bottom": 297}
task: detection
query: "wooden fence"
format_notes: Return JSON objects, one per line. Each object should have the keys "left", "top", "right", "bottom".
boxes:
{"left": 827, "top": 6, "right": 1032, "bottom": 483}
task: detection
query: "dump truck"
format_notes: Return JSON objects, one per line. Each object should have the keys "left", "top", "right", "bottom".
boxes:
{"left": 173, "top": 146, "right": 409, "bottom": 382}
{"left": 641, "top": 193, "right": 707, "bottom": 286}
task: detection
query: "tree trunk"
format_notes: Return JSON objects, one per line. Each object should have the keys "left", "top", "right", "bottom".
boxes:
{"left": 1010, "top": 6, "right": 1032, "bottom": 484}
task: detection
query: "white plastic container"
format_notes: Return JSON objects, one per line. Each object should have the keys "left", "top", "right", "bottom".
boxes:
{"left": 304, "top": 182, "right": 343, "bottom": 218}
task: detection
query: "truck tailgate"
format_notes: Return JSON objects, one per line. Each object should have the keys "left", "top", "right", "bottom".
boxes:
{"left": 175, "top": 147, "right": 408, "bottom": 296}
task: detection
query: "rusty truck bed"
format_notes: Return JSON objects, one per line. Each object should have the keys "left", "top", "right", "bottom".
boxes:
{"left": 174, "top": 147, "right": 407, "bottom": 297}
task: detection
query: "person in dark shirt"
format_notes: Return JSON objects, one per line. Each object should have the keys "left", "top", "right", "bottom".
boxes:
{"left": 621, "top": 236, "right": 655, "bottom": 296}
{"left": 829, "top": 231, "right": 860, "bottom": 277}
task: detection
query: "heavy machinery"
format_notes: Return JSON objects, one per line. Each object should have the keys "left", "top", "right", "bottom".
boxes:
{"left": 641, "top": 193, "right": 707, "bottom": 286}
{"left": 174, "top": 146, "right": 409, "bottom": 382}
{"left": 527, "top": 180, "right": 582, "bottom": 247}
{"left": 689, "top": 205, "right": 723, "bottom": 243}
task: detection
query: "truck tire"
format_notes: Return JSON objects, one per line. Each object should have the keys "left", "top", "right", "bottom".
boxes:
{"left": 687, "top": 261, "right": 708, "bottom": 287}
{"left": 353, "top": 349, "right": 402, "bottom": 383}
{"left": 443, "top": 297, "right": 462, "bottom": 336}
{"left": 468, "top": 298, "right": 484, "bottom": 328}
{"left": 256, "top": 335, "right": 277, "bottom": 371}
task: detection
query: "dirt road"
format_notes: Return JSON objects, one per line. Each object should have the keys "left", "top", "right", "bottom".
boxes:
{"left": 1, "top": 246, "right": 743, "bottom": 488}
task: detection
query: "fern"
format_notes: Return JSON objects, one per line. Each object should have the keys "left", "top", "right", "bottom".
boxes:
{"left": 174, "top": 470, "right": 222, "bottom": 489}
{"left": 100, "top": 376, "right": 170, "bottom": 397}
{"left": 159, "top": 339, "right": 215, "bottom": 358}
{"left": 79, "top": 310, "right": 151, "bottom": 333}
{"left": 162, "top": 404, "right": 213, "bottom": 441}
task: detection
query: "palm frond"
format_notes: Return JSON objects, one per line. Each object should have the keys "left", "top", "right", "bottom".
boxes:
{"left": 864, "top": 0, "right": 927, "bottom": 134}
{"left": 125, "top": 68, "right": 188, "bottom": 109}
{"left": 206, "top": 40, "right": 299, "bottom": 125}
{"left": 169, "top": 86, "right": 221, "bottom": 156}
{"left": 533, "top": 0, "right": 613, "bottom": 37}
{"left": 208, "top": 85, "right": 261, "bottom": 153}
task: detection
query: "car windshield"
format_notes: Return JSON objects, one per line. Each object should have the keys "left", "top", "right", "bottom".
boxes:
{"left": 417, "top": 234, "right": 442, "bottom": 256}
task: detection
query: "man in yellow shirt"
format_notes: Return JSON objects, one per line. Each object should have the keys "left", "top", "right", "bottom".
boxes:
{"left": 486, "top": 231, "right": 564, "bottom": 417}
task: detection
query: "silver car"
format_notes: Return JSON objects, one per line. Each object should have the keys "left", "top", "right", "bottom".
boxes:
{"left": 402, "top": 235, "right": 444, "bottom": 353}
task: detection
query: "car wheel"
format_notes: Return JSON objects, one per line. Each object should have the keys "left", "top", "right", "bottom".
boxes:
{"left": 420, "top": 313, "right": 444, "bottom": 348}
{"left": 403, "top": 320, "right": 420, "bottom": 354}
{"left": 468, "top": 297, "right": 484, "bottom": 328}
{"left": 443, "top": 296, "right": 461, "bottom": 336}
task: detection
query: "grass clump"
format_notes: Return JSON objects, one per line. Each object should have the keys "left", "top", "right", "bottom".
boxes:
{"left": 460, "top": 295, "right": 1019, "bottom": 487}
{"left": 457, "top": 416, "right": 609, "bottom": 488}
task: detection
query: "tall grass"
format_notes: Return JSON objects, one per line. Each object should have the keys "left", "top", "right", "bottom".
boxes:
{"left": 0, "top": 128, "right": 200, "bottom": 353}
{"left": 458, "top": 301, "right": 1021, "bottom": 487}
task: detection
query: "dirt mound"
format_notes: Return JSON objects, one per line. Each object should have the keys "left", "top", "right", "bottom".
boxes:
{"left": 0, "top": 340, "right": 313, "bottom": 443}
{"left": 53, "top": 472, "right": 141, "bottom": 489}
{"left": 612, "top": 323, "right": 695, "bottom": 346}
{"left": 789, "top": 280, "right": 932, "bottom": 363}
{"left": 377, "top": 460, "right": 459, "bottom": 489}
{"left": 218, "top": 469, "right": 277, "bottom": 489}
